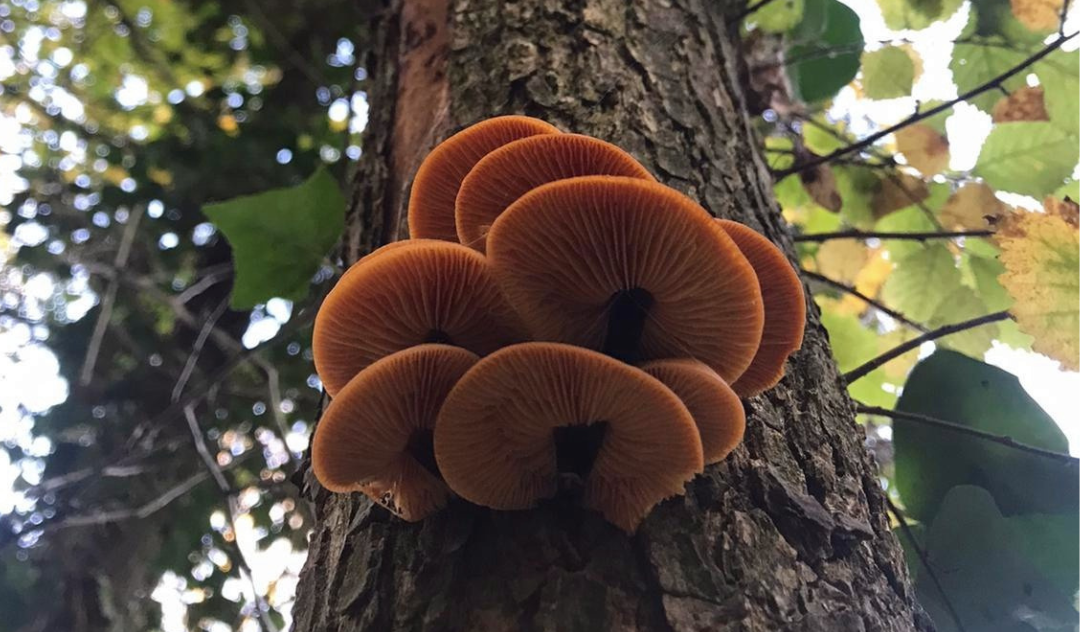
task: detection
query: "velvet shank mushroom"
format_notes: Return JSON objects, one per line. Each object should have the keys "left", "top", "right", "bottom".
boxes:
{"left": 312, "top": 239, "right": 527, "bottom": 397}
{"left": 486, "top": 176, "right": 765, "bottom": 382}
{"left": 408, "top": 116, "right": 560, "bottom": 242}
{"left": 311, "top": 344, "right": 479, "bottom": 521}
{"left": 434, "top": 342, "right": 704, "bottom": 532}
{"left": 716, "top": 219, "right": 806, "bottom": 396}
{"left": 455, "top": 134, "right": 655, "bottom": 253}
{"left": 639, "top": 359, "right": 745, "bottom": 464}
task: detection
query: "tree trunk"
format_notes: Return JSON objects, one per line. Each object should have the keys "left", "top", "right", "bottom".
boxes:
{"left": 292, "top": 0, "right": 931, "bottom": 630}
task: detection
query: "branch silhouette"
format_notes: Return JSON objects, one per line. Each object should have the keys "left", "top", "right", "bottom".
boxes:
{"left": 795, "top": 229, "right": 994, "bottom": 243}
{"left": 801, "top": 270, "right": 930, "bottom": 332}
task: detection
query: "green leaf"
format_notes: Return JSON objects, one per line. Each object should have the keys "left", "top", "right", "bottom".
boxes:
{"left": 962, "top": 250, "right": 1035, "bottom": 349}
{"left": 750, "top": 0, "right": 806, "bottom": 32}
{"left": 950, "top": 39, "right": 1036, "bottom": 111}
{"left": 1056, "top": 179, "right": 1080, "bottom": 199}
{"left": 875, "top": 205, "right": 938, "bottom": 259}
{"left": 861, "top": 47, "right": 916, "bottom": 100}
{"left": 913, "top": 486, "right": 1078, "bottom": 632}
{"left": 819, "top": 308, "right": 898, "bottom": 407}
{"left": 974, "top": 122, "right": 1078, "bottom": 197}
{"left": 787, "top": 0, "right": 864, "bottom": 103}
{"left": 834, "top": 165, "right": 879, "bottom": 228}
{"left": 204, "top": 168, "right": 345, "bottom": 309}
{"left": 926, "top": 286, "right": 997, "bottom": 357}
{"left": 882, "top": 243, "right": 963, "bottom": 322}
{"left": 893, "top": 349, "right": 1078, "bottom": 521}
{"left": 877, "top": 0, "right": 964, "bottom": 30}
{"left": 1038, "top": 50, "right": 1079, "bottom": 136}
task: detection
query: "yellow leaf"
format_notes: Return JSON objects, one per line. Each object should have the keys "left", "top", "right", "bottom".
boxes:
{"left": 994, "top": 199, "right": 1079, "bottom": 370}
{"left": 148, "top": 167, "right": 174, "bottom": 188}
{"left": 816, "top": 239, "right": 869, "bottom": 284}
{"left": 800, "top": 163, "right": 843, "bottom": 212}
{"left": 991, "top": 86, "right": 1049, "bottom": 123}
{"left": 153, "top": 104, "right": 173, "bottom": 125}
{"left": 1010, "top": 0, "right": 1062, "bottom": 32}
{"left": 103, "top": 165, "right": 129, "bottom": 186}
{"left": 940, "top": 183, "right": 1007, "bottom": 230}
{"left": 838, "top": 248, "right": 894, "bottom": 315}
{"left": 217, "top": 114, "right": 240, "bottom": 136}
{"left": 894, "top": 124, "right": 950, "bottom": 176}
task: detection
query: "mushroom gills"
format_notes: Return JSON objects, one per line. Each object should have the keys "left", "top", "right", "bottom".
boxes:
{"left": 423, "top": 329, "right": 453, "bottom": 345}
{"left": 601, "top": 287, "right": 655, "bottom": 363}
{"left": 553, "top": 421, "right": 609, "bottom": 484}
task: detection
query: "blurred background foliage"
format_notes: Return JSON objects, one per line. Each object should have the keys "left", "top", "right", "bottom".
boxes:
{"left": 0, "top": 0, "right": 1076, "bottom": 630}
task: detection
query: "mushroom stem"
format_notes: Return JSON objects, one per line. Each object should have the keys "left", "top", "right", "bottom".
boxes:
{"left": 407, "top": 429, "right": 440, "bottom": 478}
{"left": 602, "top": 288, "right": 654, "bottom": 363}
{"left": 553, "top": 422, "right": 609, "bottom": 482}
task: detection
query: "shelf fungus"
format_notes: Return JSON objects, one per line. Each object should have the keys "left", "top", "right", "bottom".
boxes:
{"left": 455, "top": 133, "right": 654, "bottom": 253}
{"left": 309, "top": 116, "right": 807, "bottom": 532}
{"left": 487, "top": 176, "right": 765, "bottom": 382}
{"left": 716, "top": 219, "right": 807, "bottom": 396}
{"left": 408, "top": 115, "right": 560, "bottom": 242}
{"left": 312, "top": 239, "right": 527, "bottom": 397}
{"left": 434, "top": 343, "right": 704, "bottom": 532}
{"left": 311, "top": 344, "right": 479, "bottom": 521}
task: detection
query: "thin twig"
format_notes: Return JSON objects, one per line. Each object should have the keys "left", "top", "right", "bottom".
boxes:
{"left": 79, "top": 208, "right": 143, "bottom": 386}
{"left": 777, "top": 32, "right": 1078, "bottom": 178}
{"left": 794, "top": 229, "right": 994, "bottom": 243}
{"left": 171, "top": 296, "right": 231, "bottom": 402}
{"left": 885, "top": 497, "right": 969, "bottom": 632}
{"left": 175, "top": 265, "right": 232, "bottom": 304}
{"left": 857, "top": 404, "right": 1079, "bottom": 463}
{"left": 184, "top": 405, "right": 280, "bottom": 632}
{"left": 801, "top": 270, "right": 930, "bottom": 332}
{"left": 844, "top": 311, "right": 1011, "bottom": 382}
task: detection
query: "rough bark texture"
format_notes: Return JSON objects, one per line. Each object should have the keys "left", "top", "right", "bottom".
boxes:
{"left": 293, "top": 0, "right": 932, "bottom": 630}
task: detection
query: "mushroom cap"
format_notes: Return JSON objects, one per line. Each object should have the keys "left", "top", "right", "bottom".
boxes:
{"left": 716, "top": 219, "right": 807, "bottom": 396}
{"left": 434, "top": 342, "right": 704, "bottom": 532}
{"left": 639, "top": 359, "right": 745, "bottom": 464}
{"left": 486, "top": 176, "right": 765, "bottom": 382}
{"left": 455, "top": 134, "right": 655, "bottom": 253}
{"left": 311, "top": 344, "right": 479, "bottom": 521}
{"left": 407, "top": 116, "right": 561, "bottom": 241}
{"left": 313, "top": 239, "right": 528, "bottom": 397}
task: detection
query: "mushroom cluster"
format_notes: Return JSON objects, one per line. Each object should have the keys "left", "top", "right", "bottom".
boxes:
{"left": 311, "top": 116, "right": 806, "bottom": 532}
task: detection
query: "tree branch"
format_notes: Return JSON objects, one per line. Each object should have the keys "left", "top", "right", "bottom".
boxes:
{"left": 843, "top": 311, "right": 1011, "bottom": 382}
{"left": 777, "top": 32, "right": 1078, "bottom": 178}
{"left": 732, "top": 0, "right": 785, "bottom": 22}
{"left": 857, "top": 405, "right": 1079, "bottom": 464}
{"left": 794, "top": 229, "right": 994, "bottom": 243}
{"left": 801, "top": 270, "right": 930, "bottom": 332}
{"left": 885, "top": 497, "right": 969, "bottom": 632}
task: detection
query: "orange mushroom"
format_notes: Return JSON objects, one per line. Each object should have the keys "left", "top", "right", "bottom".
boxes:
{"left": 455, "top": 134, "right": 654, "bottom": 253}
{"left": 716, "top": 219, "right": 806, "bottom": 396}
{"left": 486, "top": 176, "right": 764, "bottom": 382}
{"left": 434, "top": 342, "right": 704, "bottom": 532}
{"left": 311, "top": 344, "right": 479, "bottom": 521}
{"left": 408, "top": 116, "right": 560, "bottom": 241}
{"left": 313, "top": 239, "right": 528, "bottom": 397}
{"left": 639, "top": 359, "right": 745, "bottom": 464}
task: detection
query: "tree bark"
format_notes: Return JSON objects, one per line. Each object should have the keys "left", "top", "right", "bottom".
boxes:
{"left": 292, "top": 0, "right": 932, "bottom": 630}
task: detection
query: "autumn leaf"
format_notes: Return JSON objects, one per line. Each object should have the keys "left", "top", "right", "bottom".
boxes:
{"left": 815, "top": 239, "right": 869, "bottom": 284}
{"left": 1009, "top": 0, "right": 1063, "bottom": 32}
{"left": 800, "top": 163, "right": 843, "bottom": 212}
{"left": 994, "top": 199, "right": 1080, "bottom": 370}
{"left": 991, "top": 86, "right": 1049, "bottom": 123}
{"left": 895, "top": 124, "right": 950, "bottom": 176}
{"left": 837, "top": 248, "right": 894, "bottom": 315}
{"left": 872, "top": 173, "right": 930, "bottom": 217}
{"left": 940, "top": 182, "right": 1007, "bottom": 230}
{"left": 861, "top": 47, "right": 916, "bottom": 99}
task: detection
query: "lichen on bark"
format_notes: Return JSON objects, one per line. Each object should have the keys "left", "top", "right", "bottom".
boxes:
{"left": 292, "top": 0, "right": 931, "bottom": 630}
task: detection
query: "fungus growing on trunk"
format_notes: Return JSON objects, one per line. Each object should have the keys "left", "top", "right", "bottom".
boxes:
{"left": 311, "top": 344, "right": 479, "bottom": 521}
{"left": 640, "top": 359, "right": 745, "bottom": 463}
{"left": 486, "top": 176, "right": 765, "bottom": 382}
{"left": 716, "top": 219, "right": 806, "bottom": 396}
{"left": 407, "top": 116, "right": 560, "bottom": 242}
{"left": 312, "top": 240, "right": 527, "bottom": 397}
{"left": 434, "top": 342, "right": 704, "bottom": 532}
{"left": 455, "top": 134, "right": 654, "bottom": 253}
